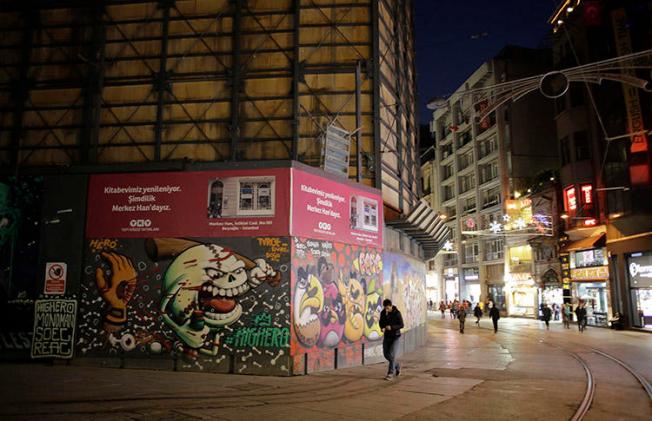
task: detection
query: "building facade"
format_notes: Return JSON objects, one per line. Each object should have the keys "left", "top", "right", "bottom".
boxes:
{"left": 550, "top": 0, "right": 652, "bottom": 329}
{"left": 425, "top": 46, "right": 558, "bottom": 315}
{"left": 0, "top": 0, "right": 435, "bottom": 370}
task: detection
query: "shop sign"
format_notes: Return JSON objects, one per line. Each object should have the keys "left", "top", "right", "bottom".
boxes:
{"left": 628, "top": 252, "right": 652, "bottom": 288}
{"left": 570, "top": 266, "right": 609, "bottom": 280}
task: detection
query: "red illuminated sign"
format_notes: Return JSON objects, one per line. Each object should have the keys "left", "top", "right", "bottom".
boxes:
{"left": 581, "top": 184, "right": 593, "bottom": 205}
{"left": 584, "top": 218, "right": 597, "bottom": 227}
{"left": 564, "top": 186, "right": 577, "bottom": 212}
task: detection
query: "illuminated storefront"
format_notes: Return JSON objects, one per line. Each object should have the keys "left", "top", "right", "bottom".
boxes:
{"left": 506, "top": 245, "right": 537, "bottom": 317}
{"left": 570, "top": 247, "right": 610, "bottom": 326}
{"left": 627, "top": 251, "right": 652, "bottom": 329}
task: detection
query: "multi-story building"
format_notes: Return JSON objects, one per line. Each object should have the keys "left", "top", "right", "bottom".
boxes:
{"left": 550, "top": 0, "right": 652, "bottom": 329}
{"left": 0, "top": 0, "right": 435, "bottom": 372}
{"left": 427, "top": 46, "right": 557, "bottom": 314}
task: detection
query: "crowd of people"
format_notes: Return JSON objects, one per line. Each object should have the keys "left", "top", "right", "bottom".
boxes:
{"left": 427, "top": 299, "right": 501, "bottom": 333}
{"left": 427, "top": 299, "right": 592, "bottom": 334}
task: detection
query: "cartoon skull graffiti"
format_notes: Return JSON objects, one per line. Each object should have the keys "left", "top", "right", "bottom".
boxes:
{"left": 160, "top": 243, "right": 280, "bottom": 354}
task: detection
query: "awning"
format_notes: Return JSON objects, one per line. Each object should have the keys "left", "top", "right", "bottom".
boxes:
{"left": 386, "top": 199, "right": 451, "bottom": 260}
{"left": 561, "top": 232, "right": 606, "bottom": 253}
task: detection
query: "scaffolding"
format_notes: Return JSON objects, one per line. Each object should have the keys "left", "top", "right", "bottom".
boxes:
{"left": 0, "top": 0, "right": 419, "bottom": 213}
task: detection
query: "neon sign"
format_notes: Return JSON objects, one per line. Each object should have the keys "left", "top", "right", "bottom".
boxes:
{"left": 581, "top": 184, "right": 593, "bottom": 205}
{"left": 564, "top": 186, "right": 577, "bottom": 211}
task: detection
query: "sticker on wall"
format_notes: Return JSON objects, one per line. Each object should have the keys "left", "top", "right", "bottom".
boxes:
{"left": 31, "top": 299, "right": 77, "bottom": 359}
{"left": 44, "top": 262, "right": 67, "bottom": 295}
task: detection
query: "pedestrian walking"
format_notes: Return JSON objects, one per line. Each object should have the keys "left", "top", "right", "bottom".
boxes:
{"left": 562, "top": 303, "right": 572, "bottom": 329}
{"left": 457, "top": 306, "right": 466, "bottom": 334}
{"left": 552, "top": 303, "right": 560, "bottom": 321}
{"left": 575, "top": 302, "right": 587, "bottom": 333}
{"left": 542, "top": 303, "right": 552, "bottom": 330}
{"left": 439, "top": 301, "right": 446, "bottom": 319}
{"left": 379, "top": 298, "right": 404, "bottom": 380}
{"left": 452, "top": 300, "right": 459, "bottom": 319}
{"left": 489, "top": 303, "right": 500, "bottom": 333}
{"left": 473, "top": 303, "right": 483, "bottom": 326}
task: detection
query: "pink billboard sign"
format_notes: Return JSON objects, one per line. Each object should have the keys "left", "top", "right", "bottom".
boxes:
{"left": 291, "top": 168, "right": 383, "bottom": 248}
{"left": 86, "top": 168, "right": 290, "bottom": 238}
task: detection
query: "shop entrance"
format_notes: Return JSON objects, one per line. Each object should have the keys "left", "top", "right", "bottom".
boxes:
{"left": 631, "top": 288, "right": 652, "bottom": 328}
{"left": 541, "top": 286, "right": 564, "bottom": 321}
{"left": 574, "top": 282, "right": 608, "bottom": 326}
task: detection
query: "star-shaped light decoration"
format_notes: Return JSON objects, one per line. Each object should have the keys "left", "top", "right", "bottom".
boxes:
{"left": 442, "top": 240, "right": 453, "bottom": 251}
{"left": 502, "top": 214, "right": 511, "bottom": 222}
{"left": 515, "top": 218, "right": 527, "bottom": 230}
{"left": 489, "top": 221, "right": 503, "bottom": 234}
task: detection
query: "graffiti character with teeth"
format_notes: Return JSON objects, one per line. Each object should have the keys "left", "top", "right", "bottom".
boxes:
{"left": 293, "top": 266, "right": 324, "bottom": 347}
{"left": 340, "top": 272, "right": 365, "bottom": 342}
{"left": 160, "top": 242, "right": 280, "bottom": 355}
{"left": 363, "top": 277, "right": 383, "bottom": 340}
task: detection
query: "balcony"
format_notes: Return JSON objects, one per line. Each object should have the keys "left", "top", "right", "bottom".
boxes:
{"left": 456, "top": 131, "right": 473, "bottom": 149}
{"left": 485, "top": 251, "right": 504, "bottom": 261}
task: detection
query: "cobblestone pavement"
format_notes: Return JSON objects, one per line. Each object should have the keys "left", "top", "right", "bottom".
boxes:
{"left": 1, "top": 316, "right": 650, "bottom": 420}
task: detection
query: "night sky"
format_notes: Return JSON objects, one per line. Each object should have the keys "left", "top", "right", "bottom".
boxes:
{"left": 414, "top": 0, "right": 559, "bottom": 123}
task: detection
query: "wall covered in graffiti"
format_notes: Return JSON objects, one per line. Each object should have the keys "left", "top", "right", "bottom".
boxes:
{"left": 0, "top": 177, "right": 44, "bottom": 360}
{"left": 78, "top": 236, "right": 291, "bottom": 375}
{"left": 382, "top": 251, "right": 427, "bottom": 331}
{"left": 290, "top": 237, "right": 385, "bottom": 373}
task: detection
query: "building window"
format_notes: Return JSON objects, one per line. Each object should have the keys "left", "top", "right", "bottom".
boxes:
{"left": 575, "top": 131, "right": 591, "bottom": 161}
{"left": 485, "top": 238, "right": 504, "bottom": 261}
{"left": 482, "top": 187, "right": 501, "bottom": 208}
{"left": 238, "top": 180, "right": 274, "bottom": 215}
{"left": 478, "top": 137, "right": 497, "bottom": 159}
{"left": 458, "top": 150, "right": 474, "bottom": 170}
{"left": 442, "top": 163, "right": 454, "bottom": 180}
{"left": 459, "top": 174, "right": 475, "bottom": 193}
{"left": 462, "top": 197, "right": 476, "bottom": 213}
{"left": 443, "top": 184, "right": 454, "bottom": 201}
{"left": 479, "top": 161, "right": 499, "bottom": 184}
{"left": 560, "top": 136, "right": 571, "bottom": 166}
{"left": 464, "top": 242, "right": 479, "bottom": 263}
{"left": 457, "top": 130, "right": 472, "bottom": 148}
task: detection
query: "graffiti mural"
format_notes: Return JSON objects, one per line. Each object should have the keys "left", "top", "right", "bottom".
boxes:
{"left": 291, "top": 238, "right": 383, "bottom": 373}
{"left": 382, "top": 251, "right": 427, "bottom": 331}
{"left": 0, "top": 177, "right": 44, "bottom": 360}
{"left": 78, "top": 237, "right": 291, "bottom": 375}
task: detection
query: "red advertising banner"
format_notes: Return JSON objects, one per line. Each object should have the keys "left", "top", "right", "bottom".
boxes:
{"left": 86, "top": 169, "right": 290, "bottom": 238}
{"left": 291, "top": 169, "right": 383, "bottom": 248}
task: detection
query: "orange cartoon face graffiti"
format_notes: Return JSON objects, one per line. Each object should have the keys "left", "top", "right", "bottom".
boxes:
{"left": 340, "top": 273, "right": 365, "bottom": 342}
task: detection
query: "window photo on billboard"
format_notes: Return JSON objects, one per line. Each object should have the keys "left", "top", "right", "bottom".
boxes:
{"left": 350, "top": 195, "right": 378, "bottom": 232}
{"left": 208, "top": 177, "right": 275, "bottom": 218}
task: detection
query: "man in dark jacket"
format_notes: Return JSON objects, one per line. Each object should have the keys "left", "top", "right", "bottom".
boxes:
{"left": 379, "top": 299, "right": 404, "bottom": 380}
{"left": 489, "top": 303, "right": 500, "bottom": 333}
{"left": 575, "top": 303, "right": 587, "bottom": 332}
{"left": 473, "top": 304, "right": 483, "bottom": 326}
{"left": 542, "top": 304, "right": 552, "bottom": 330}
